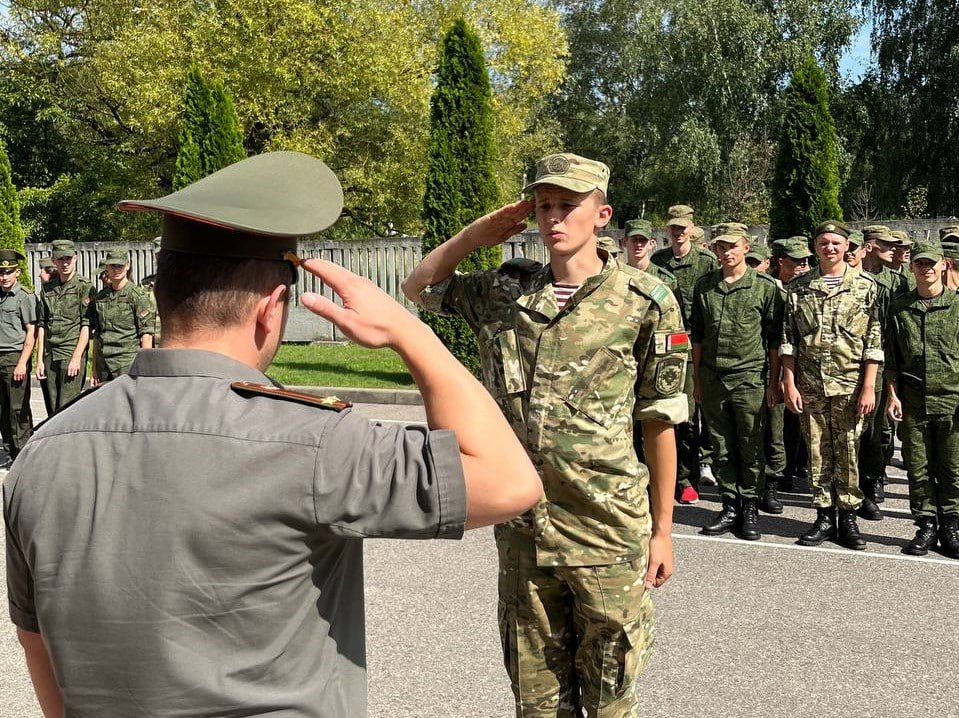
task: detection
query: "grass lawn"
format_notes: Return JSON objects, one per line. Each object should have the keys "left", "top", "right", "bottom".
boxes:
{"left": 266, "top": 343, "right": 415, "bottom": 389}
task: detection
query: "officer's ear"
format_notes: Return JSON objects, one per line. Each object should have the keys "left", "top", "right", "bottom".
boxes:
{"left": 255, "top": 284, "right": 289, "bottom": 334}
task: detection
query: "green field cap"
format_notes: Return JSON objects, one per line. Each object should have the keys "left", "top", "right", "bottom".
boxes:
{"left": 0, "top": 249, "right": 25, "bottom": 268}
{"left": 597, "top": 235, "right": 621, "bottom": 256}
{"left": 847, "top": 230, "right": 864, "bottom": 249}
{"left": 666, "top": 204, "right": 695, "bottom": 228}
{"left": 889, "top": 230, "right": 913, "bottom": 246}
{"left": 104, "top": 246, "right": 129, "bottom": 265}
{"left": 745, "top": 244, "right": 769, "bottom": 262}
{"left": 772, "top": 237, "right": 813, "bottom": 259}
{"left": 911, "top": 239, "right": 943, "bottom": 262}
{"left": 51, "top": 240, "right": 76, "bottom": 259}
{"left": 942, "top": 242, "right": 959, "bottom": 260}
{"left": 861, "top": 224, "right": 892, "bottom": 242}
{"left": 625, "top": 218, "right": 653, "bottom": 239}
{"left": 118, "top": 151, "right": 344, "bottom": 261}
{"left": 523, "top": 153, "right": 610, "bottom": 196}
{"left": 39, "top": 256, "right": 55, "bottom": 270}
{"left": 711, "top": 222, "right": 750, "bottom": 244}
{"left": 938, "top": 226, "right": 959, "bottom": 243}
{"left": 814, "top": 220, "right": 850, "bottom": 238}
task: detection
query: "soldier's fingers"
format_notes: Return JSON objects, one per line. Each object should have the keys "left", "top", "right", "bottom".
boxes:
{"left": 300, "top": 291, "right": 352, "bottom": 325}
{"left": 300, "top": 258, "right": 362, "bottom": 296}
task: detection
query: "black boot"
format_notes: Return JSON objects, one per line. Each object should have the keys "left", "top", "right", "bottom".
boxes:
{"left": 903, "top": 517, "right": 938, "bottom": 556}
{"left": 739, "top": 498, "right": 761, "bottom": 541}
{"left": 938, "top": 515, "right": 959, "bottom": 559}
{"left": 873, "top": 475, "right": 885, "bottom": 503}
{"left": 838, "top": 509, "right": 867, "bottom": 550}
{"left": 798, "top": 507, "right": 836, "bottom": 546}
{"left": 760, "top": 479, "right": 784, "bottom": 514}
{"left": 702, "top": 497, "right": 739, "bottom": 536}
{"left": 858, "top": 497, "right": 883, "bottom": 521}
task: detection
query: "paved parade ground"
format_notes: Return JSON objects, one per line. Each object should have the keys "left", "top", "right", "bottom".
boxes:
{"left": 2, "top": 400, "right": 958, "bottom": 717}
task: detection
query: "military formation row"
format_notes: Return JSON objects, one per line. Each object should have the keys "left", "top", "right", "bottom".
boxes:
{"left": 0, "top": 240, "right": 156, "bottom": 464}
{"left": 617, "top": 208, "right": 959, "bottom": 558}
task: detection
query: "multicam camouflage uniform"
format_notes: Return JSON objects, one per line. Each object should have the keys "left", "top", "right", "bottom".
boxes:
{"left": 420, "top": 249, "right": 688, "bottom": 718}
{"left": 781, "top": 266, "right": 884, "bottom": 509}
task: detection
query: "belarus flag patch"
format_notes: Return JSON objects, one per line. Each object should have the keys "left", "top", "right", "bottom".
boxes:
{"left": 654, "top": 330, "right": 690, "bottom": 355}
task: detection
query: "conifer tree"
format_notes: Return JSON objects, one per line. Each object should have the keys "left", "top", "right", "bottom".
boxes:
{"left": 769, "top": 56, "right": 843, "bottom": 240}
{"left": 420, "top": 19, "right": 501, "bottom": 374}
{"left": 0, "top": 139, "right": 30, "bottom": 289}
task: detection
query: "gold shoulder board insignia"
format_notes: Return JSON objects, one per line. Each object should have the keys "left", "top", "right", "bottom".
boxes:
{"left": 231, "top": 382, "right": 352, "bottom": 411}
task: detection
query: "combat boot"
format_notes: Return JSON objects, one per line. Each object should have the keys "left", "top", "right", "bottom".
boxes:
{"left": 759, "top": 478, "right": 784, "bottom": 515}
{"left": 739, "top": 498, "right": 761, "bottom": 541}
{"left": 858, "top": 497, "right": 883, "bottom": 521}
{"left": 838, "top": 509, "right": 867, "bottom": 550}
{"left": 798, "top": 507, "right": 836, "bottom": 546}
{"left": 938, "top": 515, "right": 959, "bottom": 559}
{"left": 903, "top": 517, "right": 937, "bottom": 556}
{"left": 702, "top": 497, "right": 739, "bottom": 536}
{"left": 873, "top": 475, "right": 885, "bottom": 503}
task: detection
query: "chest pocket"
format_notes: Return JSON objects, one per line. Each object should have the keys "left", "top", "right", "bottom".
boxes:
{"left": 0, "top": 300, "right": 21, "bottom": 335}
{"left": 793, "top": 297, "right": 819, "bottom": 338}
{"left": 566, "top": 347, "right": 628, "bottom": 428}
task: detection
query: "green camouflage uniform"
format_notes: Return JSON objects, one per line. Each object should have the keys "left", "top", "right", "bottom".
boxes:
{"left": 763, "top": 275, "right": 788, "bottom": 482}
{"left": 0, "top": 281, "right": 36, "bottom": 457}
{"left": 651, "top": 245, "right": 718, "bottom": 488}
{"left": 90, "top": 281, "right": 156, "bottom": 380}
{"left": 420, "top": 249, "right": 688, "bottom": 718}
{"left": 781, "top": 266, "right": 884, "bottom": 510}
{"left": 39, "top": 272, "right": 97, "bottom": 411}
{"left": 642, "top": 262, "right": 677, "bottom": 292}
{"left": 885, "top": 289, "right": 959, "bottom": 518}
{"left": 691, "top": 268, "right": 785, "bottom": 500}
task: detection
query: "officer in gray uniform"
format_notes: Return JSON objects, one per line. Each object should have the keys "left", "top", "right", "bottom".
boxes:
{"left": 4, "top": 152, "right": 542, "bottom": 717}
{"left": 0, "top": 249, "right": 36, "bottom": 462}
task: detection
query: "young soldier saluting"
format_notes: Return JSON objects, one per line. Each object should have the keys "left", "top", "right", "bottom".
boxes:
{"left": 885, "top": 237, "right": 959, "bottom": 558}
{"left": 781, "top": 221, "right": 883, "bottom": 550}
{"left": 692, "top": 224, "right": 784, "bottom": 540}
{"left": 404, "top": 153, "right": 689, "bottom": 718}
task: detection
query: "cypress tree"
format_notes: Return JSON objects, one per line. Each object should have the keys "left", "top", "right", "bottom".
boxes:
{"left": 173, "top": 65, "right": 246, "bottom": 190}
{"left": 0, "top": 139, "right": 30, "bottom": 290}
{"left": 769, "top": 56, "right": 842, "bottom": 240}
{"left": 421, "top": 19, "right": 501, "bottom": 374}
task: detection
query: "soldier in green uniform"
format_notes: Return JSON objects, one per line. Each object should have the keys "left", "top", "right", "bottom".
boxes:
{"left": 692, "top": 225, "right": 784, "bottom": 539}
{"left": 0, "top": 250, "right": 36, "bottom": 463}
{"left": 37, "top": 256, "right": 56, "bottom": 285}
{"left": 89, "top": 246, "right": 156, "bottom": 385}
{"left": 621, "top": 218, "right": 677, "bottom": 290}
{"left": 651, "top": 204, "right": 718, "bottom": 504}
{"left": 35, "top": 240, "right": 97, "bottom": 412}
{"left": 844, "top": 230, "right": 866, "bottom": 268}
{"left": 940, "top": 227, "right": 959, "bottom": 291}
{"left": 889, "top": 230, "right": 916, "bottom": 290}
{"left": 782, "top": 221, "right": 883, "bottom": 550}
{"left": 35, "top": 257, "right": 56, "bottom": 416}
{"left": 885, "top": 238, "right": 959, "bottom": 558}
{"left": 405, "top": 153, "right": 689, "bottom": 718}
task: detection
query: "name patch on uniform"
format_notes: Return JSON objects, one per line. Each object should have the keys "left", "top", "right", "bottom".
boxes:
{"left": 653, "top": 330, "right": 690, "bottom": 355}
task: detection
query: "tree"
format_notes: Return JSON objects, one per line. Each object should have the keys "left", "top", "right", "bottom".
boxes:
{"left": 173, "top": 65, "right": 246, "bottom": 189}
{"left": 420, "top": 19, "right": 500, "bottom": 374}
{"left": 769, "top": 56, "right": 843, "bottom": 240}
{"left": 0, "top": 140, "right": 30, "bottom": 289}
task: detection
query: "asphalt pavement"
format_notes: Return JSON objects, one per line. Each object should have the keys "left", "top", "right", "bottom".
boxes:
{"left": 2, "top": 399, "right": 958, "bottom": 717}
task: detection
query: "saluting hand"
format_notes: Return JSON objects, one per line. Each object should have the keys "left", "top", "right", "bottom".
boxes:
{"left": 460, "top": 200, "right": 534, "bottom": 248}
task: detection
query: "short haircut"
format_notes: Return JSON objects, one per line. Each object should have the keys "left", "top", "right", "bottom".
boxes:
{"left": 155, "top": 249, "right": 292, "bottom": 335}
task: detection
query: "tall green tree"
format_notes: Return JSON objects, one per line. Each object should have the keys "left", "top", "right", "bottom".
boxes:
{"left": 769, "top": 56, "right": 843, "bottom": 239}
{"left": 420, "top": 19, "right": 500, "bottom": 374}
{"left": 0, "top": 140, "right": 30, "bottom": 289}
{"left": 173, "top": 65, "right": 246, "bottom": 189}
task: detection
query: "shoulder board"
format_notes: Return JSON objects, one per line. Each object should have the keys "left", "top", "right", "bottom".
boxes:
{"left": 230, "top": 382, "right": 352, "bottom": 411}
{"left": 32, "top": 385, "right": 103, "bottom": 432}
{"left": 499, "top": 257, "right": 542, "bottom": 277}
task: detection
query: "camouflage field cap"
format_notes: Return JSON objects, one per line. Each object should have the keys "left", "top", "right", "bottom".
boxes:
{"left": 745, "top": 243, "right": 770, "bottom": 262}
{"left": 625, "top": 218, "right": 653, "bottom": 239}
{"left": 943, "top": 242, "right": 959, "bottom": 260}
{"left": 861, "top": 224, "right": 893, "bottom": 242}
{"left": 51, "top": 239, "right": 77, "bottom": 259}
{"left": 889, "top": 230, "right": 913, "bottom": 246}
{"left": 118, "top": 151, "right": 344, "bottom": 262}
{"left": 938, "top": 226, "right": 959, "bottom": 243}
{"left": 911, "top": 238, "right": 943, "bottom": 263}
{"left": 522, "top": 153, "right": 610, "bottom": 196}
{"left": 711, "top": 222, "right": 750, "bottom": 244}
{"left": 690, "top": 226, "right": 705, "bottom": 242}
{"left": 772, "top": 237, "right": 813, "bottom": 260}
{"left": 104, "top": 246, "right": 129, "bottom": 265}
{"left": 0, "top": 249, "right": 25, "bottom": 268}
{"left": 666, "top": 204, "right": 695, "bottom": 228}
{"left": 597, "top": 235, "right": 621, "bottom": 256}
{"left": 38, "top": 256, "right": 55, "bottom": 270}
{"left": 814, "top": 220, "right": 850, "bottom": 239}
{"left": 847, "top": 230, "right": 864, "bottom": 249}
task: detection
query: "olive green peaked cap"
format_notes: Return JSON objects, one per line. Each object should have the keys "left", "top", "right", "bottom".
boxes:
{"left": 118, "top": 151, "right": 344, "bottom": 261}
{"left": 0, "top": 249, "right": 25, "bottom": 268}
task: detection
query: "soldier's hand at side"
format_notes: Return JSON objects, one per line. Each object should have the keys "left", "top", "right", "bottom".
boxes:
{"left": 766, "top": 382, "right": 783, "bottom": 408}
{"left": 645, "top": 534, "right": 673, "bottom": 588}
{"left": 13, "top": 362, "right": 27, "bottom": 383}
{"left": 857, "top": 388, "right": 876, "bottom": 416}
{"left": 459, "top": 200, "right": 533, "bottom": 248}
{"left": 66, "top": 357, "right": 81, "bottom": 377}
{"left": 692, "top": 379, "right": 702, "bottom": 405}
{"left": 784, "top": 383, "right": 803, "bottom": 414}
{"left": 300, "top": 259, "right": 419, "bottom": 349}
{"left": 35, "top": 360, "right": 45, "bottom": 380}
{"left": 886, "top": 395, "right": 903, "bottom": 422}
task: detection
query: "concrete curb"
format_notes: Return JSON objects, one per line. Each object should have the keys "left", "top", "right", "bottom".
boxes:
{"left": 287, "top": 385, "right": 423, "bottom": 406}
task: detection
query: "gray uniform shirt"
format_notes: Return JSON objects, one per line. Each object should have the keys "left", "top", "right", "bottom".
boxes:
{"left": 0, "top": 282, "right": 37, "bottom": 353}
{"left": 4, "top": 349, "right": 466, "bottom": 717}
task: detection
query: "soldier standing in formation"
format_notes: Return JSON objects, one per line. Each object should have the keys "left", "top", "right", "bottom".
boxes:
{"left": 621, "top": 218, "right": 677, "bottom": 290}
{"left": 692, "top": 224, "right": 784, "bottom": 540}
{"left": 651, "top": 204, "right": 718, "bottom": 504}
{"left": 941, "top": 226, "right": 959, "bottom": 291}
{"left": 89, "top": 246, "right": 156, "bottom": 385}
{"left": 35, "top": 239, "right": 97, "bottom": 412}
{"left": 0, "top": 250, "right": 36, "bottom": 464}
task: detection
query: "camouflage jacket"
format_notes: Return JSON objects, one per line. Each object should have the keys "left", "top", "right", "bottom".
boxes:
{"left": 39, "top": 273, "right": 97, "bottom": 360}
{"left": 419, "top": 250, "right": 689, "bottom": 566}
{"left": 781, "top": 266, "right": 884, "bottom": 397}
{"left": 651, "top": 246, "right": 718, "bottom": 330}
{"left": 90, "top": 281, "right": 156, "bottom": 374}
{"left": 884, "top": 289, "right": 959, "bottom": 415}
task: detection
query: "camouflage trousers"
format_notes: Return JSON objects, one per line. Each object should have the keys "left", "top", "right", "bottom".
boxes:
{"left": 497, "top": 533, "right": 654, "bottom": 718}
{"left": 699, "top": 368, "right": 766, "bottom": 500}
{"left": 900, "top": 409, "right": 959, "bottom": 518}
{"left": 764, "top": 403, "right": 787, "bottom": 481}
{"left": 799, "top": 393, "right": 866, "bottom": 510}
